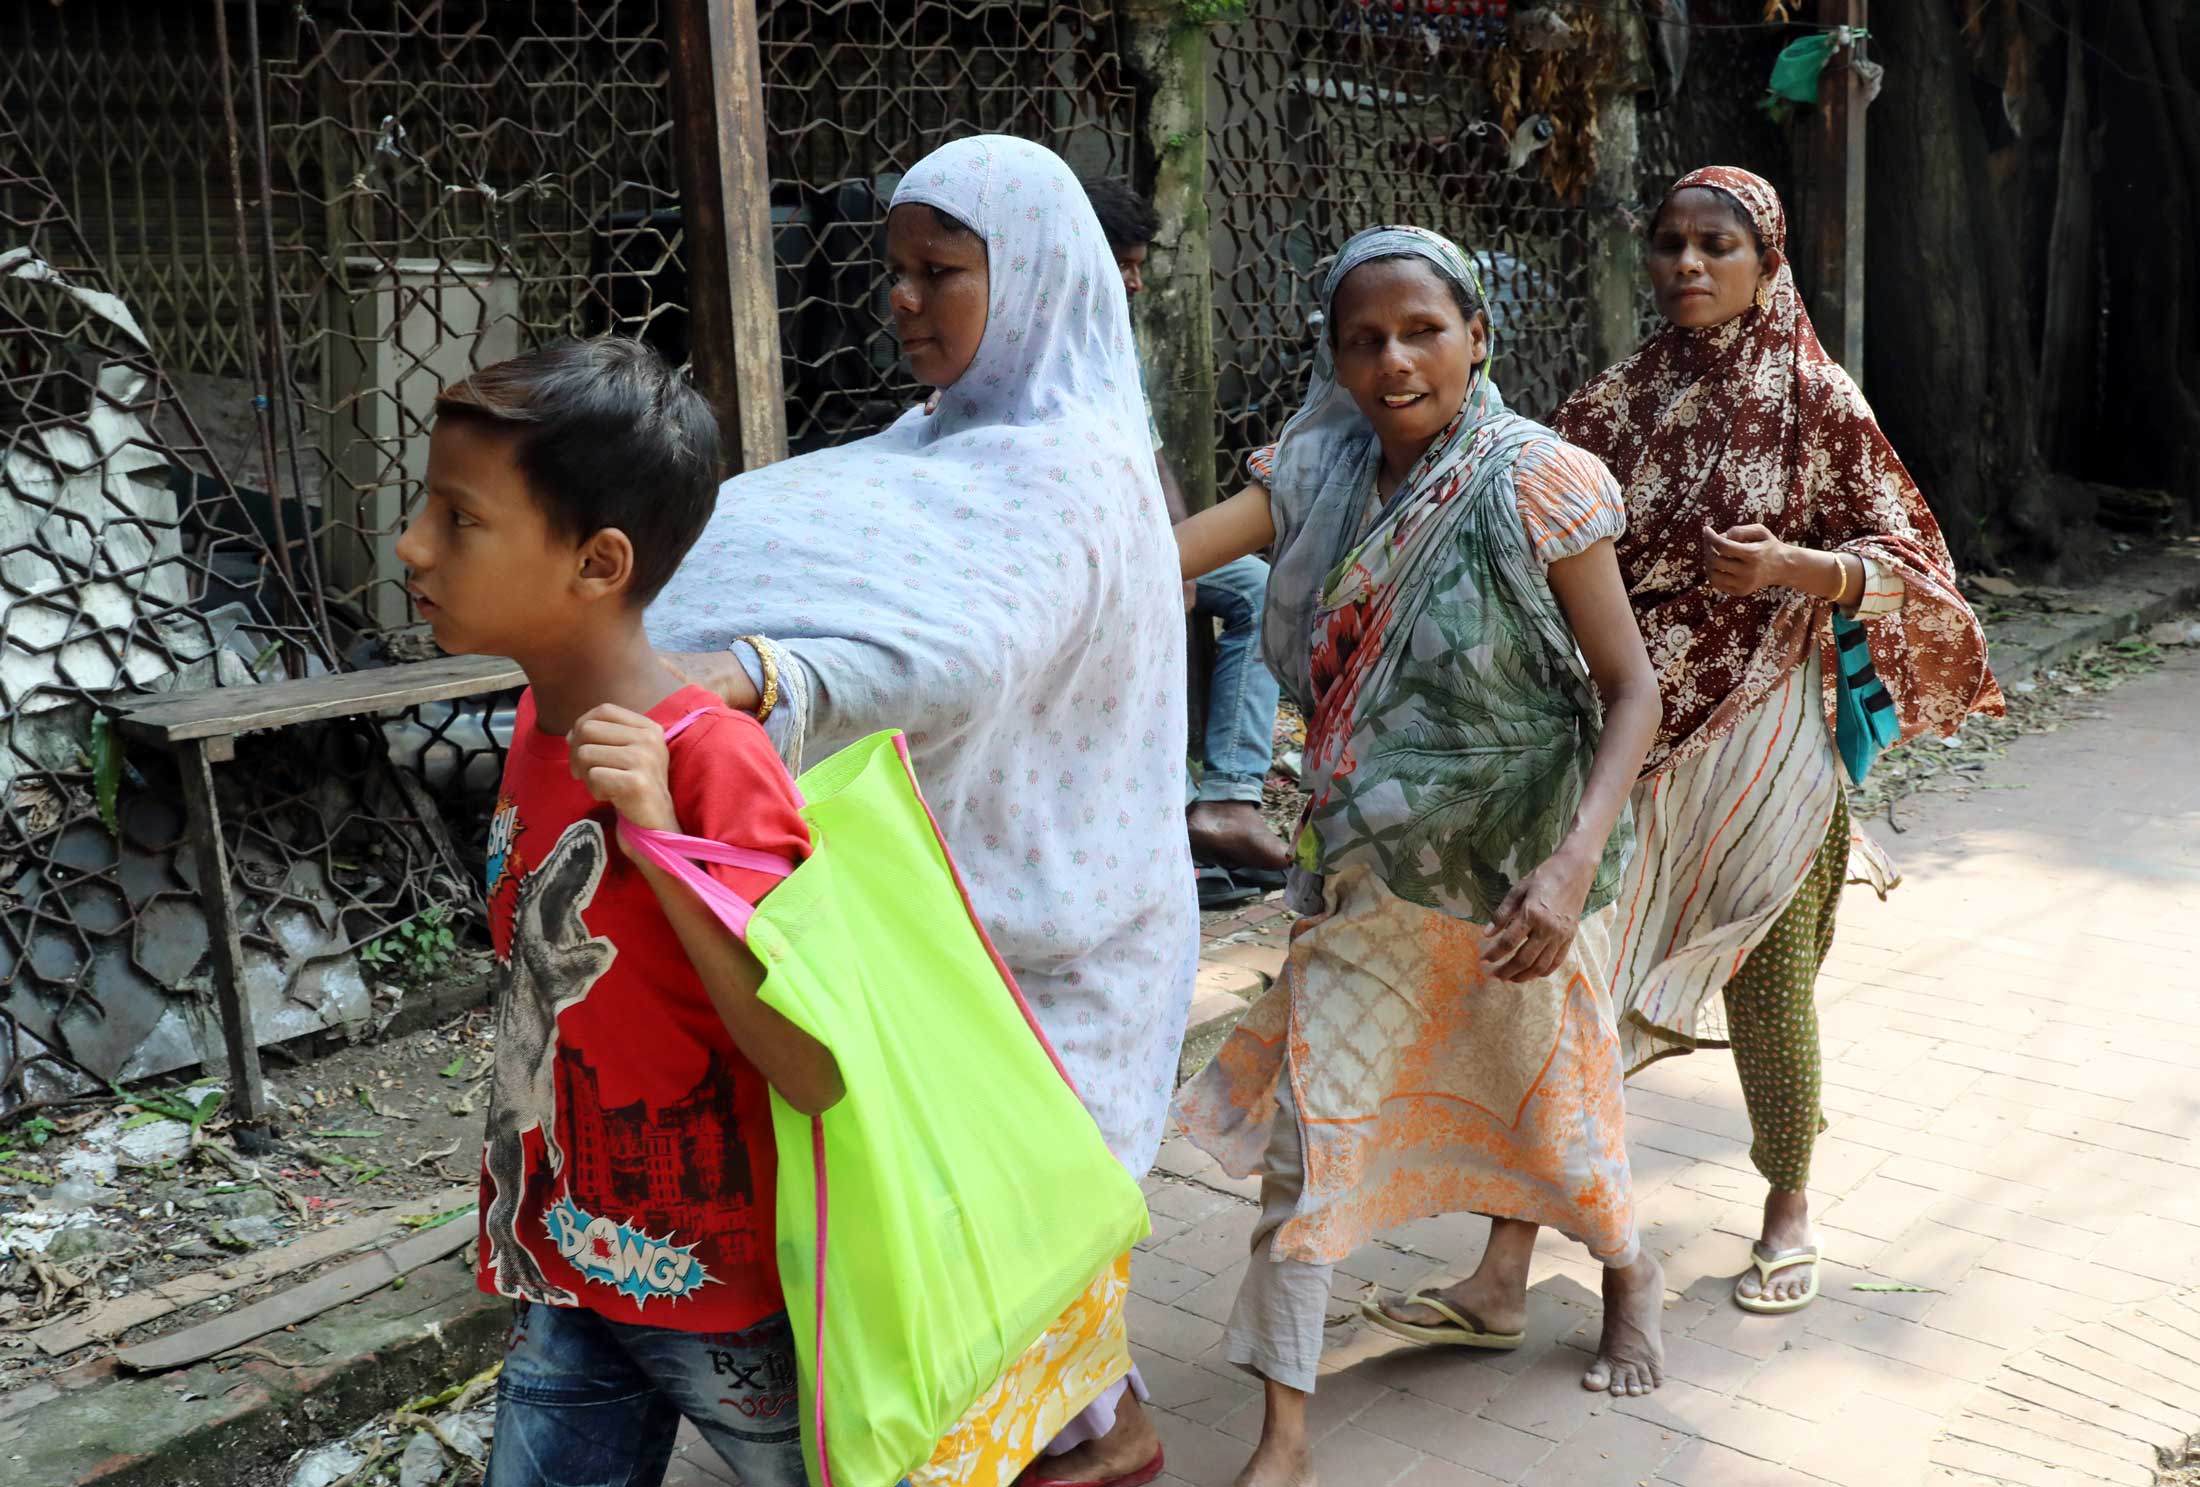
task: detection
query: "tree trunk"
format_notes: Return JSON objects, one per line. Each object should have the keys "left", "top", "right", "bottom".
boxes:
{"left": 2035, "top": 20, "right": 2093, "bottom": 472}
{"left": 2092, "top": 0, "right": 2200, "bottom": 518}
{"left": 1865, "top": 0, "right": 2046, "bottom": 563}
{"left": 1119, "top": 0, "right": 1218, "bottom": 513}
{"left": 2137, "top": 0, "right": 2200, "bottom": 519}
{"left": 1863, "top": 0, "right": 2198, "bottom": 552}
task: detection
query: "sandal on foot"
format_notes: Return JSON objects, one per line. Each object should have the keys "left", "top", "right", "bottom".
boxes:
{"left": 1195, "top": 863, "right": 1258, "bottom": 910}
{"left": 1359, "top": 1290, "right": 1526, "bottom": 1349}
{"left": 1733, "top": 1244, "right": 1820, "bottom": 1314}
{"left": 1017, "top": 1447, "right": 1165, "bottom": 1487}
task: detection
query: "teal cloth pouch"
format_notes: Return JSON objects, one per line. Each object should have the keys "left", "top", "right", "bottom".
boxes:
{"left": 1832, "top": 612, "right": 1900, "bottom": 784}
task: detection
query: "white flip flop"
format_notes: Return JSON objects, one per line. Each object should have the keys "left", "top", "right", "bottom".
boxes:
{"left": 1360, "top": 1289, "right": 1527, "bottom": 1350}
{"left": 1733, "top": 1243, "right": 1821, "bottom": 1314}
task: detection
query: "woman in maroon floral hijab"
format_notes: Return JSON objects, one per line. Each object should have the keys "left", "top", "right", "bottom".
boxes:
{"left": 1555, "top": 167, "right": 2002, "bottom": 1315}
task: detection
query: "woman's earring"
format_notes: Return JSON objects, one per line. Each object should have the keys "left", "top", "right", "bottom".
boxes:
{"left": 1754, "top": 277, "right": 1773, "bottom": 312}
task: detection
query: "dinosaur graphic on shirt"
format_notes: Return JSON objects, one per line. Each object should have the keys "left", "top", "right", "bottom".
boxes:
{"left": 481, "top": 820, "right": 615, "bottom": 1304}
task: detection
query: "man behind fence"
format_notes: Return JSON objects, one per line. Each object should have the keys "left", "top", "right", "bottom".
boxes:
{"left": 1083, "top": 177, "right": 1295, "bottom": 907}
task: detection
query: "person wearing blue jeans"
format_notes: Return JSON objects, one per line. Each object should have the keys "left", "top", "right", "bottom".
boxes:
{"left": 491, "top": 1303, "right": 808, "bottom": 1487}
{"left": 492, "top": 1301, "right": 919, "bottom": 1487}
{"left": 1085, "top": 176, "right": 1292, "bottom": 893}
{"left": 1188, "top": 553, "right": 1291, "bottom": 873}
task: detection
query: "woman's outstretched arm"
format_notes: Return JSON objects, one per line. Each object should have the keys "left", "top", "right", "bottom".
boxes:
{"left": 1176, "top": 483, "right": 1276, "bottom": 580}
{"left": 657, "top": 650, "right": 761, "bottom": 711}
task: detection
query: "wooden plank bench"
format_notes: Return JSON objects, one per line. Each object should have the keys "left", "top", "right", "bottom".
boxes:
{"left": 112, "top": 654, "right": 525, "bottom": 1136}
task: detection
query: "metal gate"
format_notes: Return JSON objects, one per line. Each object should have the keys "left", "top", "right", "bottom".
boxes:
{"left": 0, "top": 0, "right": 1138, "bottom": 1104}
{"left": 0, "top": 1, "right": 692, "bottom": 1105}
{"left": 1205, "top": 0, "right": 1609, "bottom": 486}
{"left": 757, "top": 0, "right": 1136, "bottom": 453}
{"left": 1635, "top": 1, "right": 1799, "bottom": 341}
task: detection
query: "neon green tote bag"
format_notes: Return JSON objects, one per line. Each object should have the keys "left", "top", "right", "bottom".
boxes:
{"left": 621, "top": 723, "right": 1149, "bottom": 1487}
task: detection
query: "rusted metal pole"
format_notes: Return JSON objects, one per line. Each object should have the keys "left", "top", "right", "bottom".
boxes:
{"left": 1806, "top": 0, "right": 1868, "bottom": 381}
{"left": 211, "top": 0, "right": 309, "bottom": 669}
{"left": 663, "top": 0, "right": 788, "bottom": 473}
{"left": 243, "top": 0, "right": 338, "bottom": 661}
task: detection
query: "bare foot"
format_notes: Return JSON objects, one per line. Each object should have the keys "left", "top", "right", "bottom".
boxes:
{"left": 1232, "top": 1379, "right": 1315, "bottom": 1487}
{"left": 1581, "top": 1253, "right": 1665, "bottom": 1395}
{"left": 1233, "top": 1436, "right": 1315, "bottom": 1487}
{"left": 1188, "top": 800, "right": 1293, "bottom": 874}
{"left": 1733, "top": 1188, "right": 1815, "bottom": 1307}
{"left": 1026, "top": 1394, "right": 1159, "bottom": 1482}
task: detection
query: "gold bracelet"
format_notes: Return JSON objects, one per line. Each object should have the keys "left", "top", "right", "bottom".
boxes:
{"left": 739, "top": 636, "right": 779, "bottom": 724}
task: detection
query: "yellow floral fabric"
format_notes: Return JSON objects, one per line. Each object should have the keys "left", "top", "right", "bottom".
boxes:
{"left": 912, "top": 1253, "right": 1133, "bottom": 1487}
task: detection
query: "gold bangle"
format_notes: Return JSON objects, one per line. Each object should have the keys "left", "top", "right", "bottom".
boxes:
{"left": 738, "top": 636, "right": 779, "bottom": 723}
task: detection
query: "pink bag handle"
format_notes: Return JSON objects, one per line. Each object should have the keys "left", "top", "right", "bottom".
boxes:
{"left": 615, "top": 820, "right": 795, "bottom": 939}
{"left": 615, "top": 708, "right": 798, "bottom": 939}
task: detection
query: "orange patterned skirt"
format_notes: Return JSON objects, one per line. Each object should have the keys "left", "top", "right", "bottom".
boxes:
{"left": 1176, "top": 864, "right": 1638, "bottom": 1266}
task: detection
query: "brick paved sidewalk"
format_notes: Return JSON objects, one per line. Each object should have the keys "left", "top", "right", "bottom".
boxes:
{"left": 1129, "top": 648, "right": 2200, "bottom": 1487}
{"left": 662, "top": 647, "right": 2199, "bottom": 1487}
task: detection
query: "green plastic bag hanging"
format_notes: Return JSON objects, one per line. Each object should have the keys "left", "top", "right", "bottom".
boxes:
{"left": 1766, "top": 32, "right": 1838, "bottom": 107}
{"left": 1763, "top": 29, "right": 1876, "bottom": 118}
{"left": 626, "top": 726, "right": 1150, "bottom": 1487}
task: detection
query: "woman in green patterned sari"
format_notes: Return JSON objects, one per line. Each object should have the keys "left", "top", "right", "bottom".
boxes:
{"left": 1173, "top": 227, "right": 1666, "bottom": 1487}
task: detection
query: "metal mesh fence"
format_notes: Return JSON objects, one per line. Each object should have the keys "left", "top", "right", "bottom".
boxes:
{"left": 1, "top": 5, "right": 268, "bottom": 383}
{"left": 4, "top": 1, "right": 688, "bottom": 636}
{"left": 256, "top": 1, "right": 685, "bottom": 637}
{"left": 1205, "top": 0, "right": 1606, "bottom": 486}
{"left": 0, "top": 106, "right": 367, "bottom": 1106}
{"left": 1634, "top": 1, "right": 1799, "bottom": 342}
{"left": 0, "top": 0, "right": 1139, "bottom": 1105}
{"left": 0, "top": 1, "right": 693, "bottom": 1107}
{"left": 757, "top": 0, "right": 1135, "bottom": 453}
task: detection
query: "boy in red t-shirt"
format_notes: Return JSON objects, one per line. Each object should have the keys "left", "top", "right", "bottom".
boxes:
{"left": 395, "top": 338, "right": 840, "bottom": 1487}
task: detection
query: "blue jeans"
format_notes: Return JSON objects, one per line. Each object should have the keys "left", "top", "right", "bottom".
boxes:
{"left": 1192, "top": 555, "right": 1281, "bottom": 804}
{"left": 489, "top": 1302, "right": 805, "bottom": 1487}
